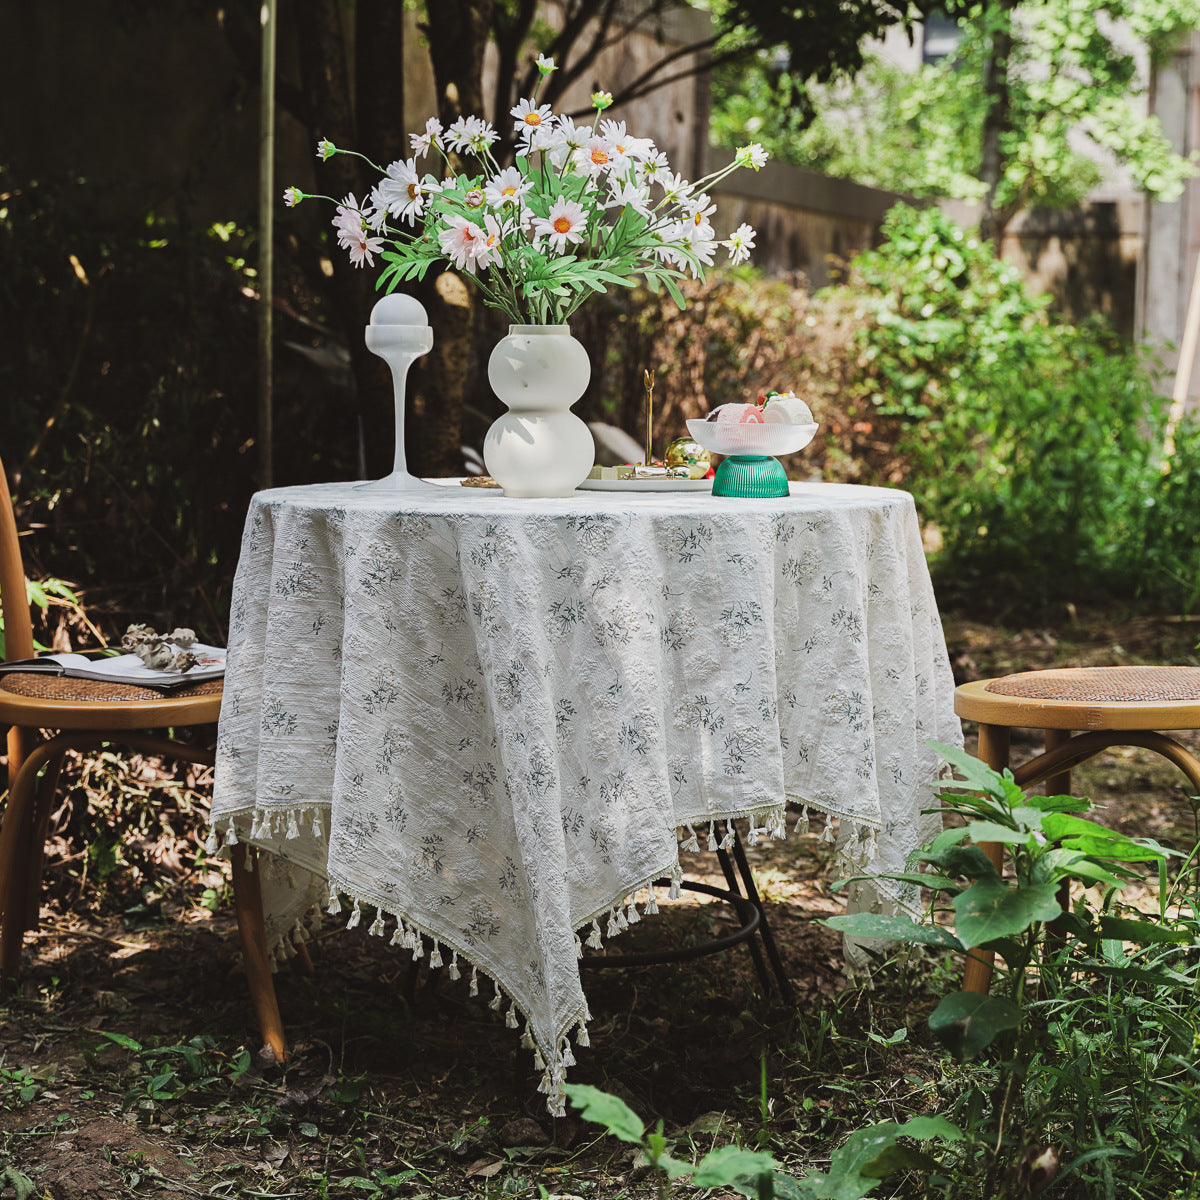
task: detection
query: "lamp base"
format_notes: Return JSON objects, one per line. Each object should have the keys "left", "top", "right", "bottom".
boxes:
{"left": 711, "top": 455, "right": 790, "bottom": 498}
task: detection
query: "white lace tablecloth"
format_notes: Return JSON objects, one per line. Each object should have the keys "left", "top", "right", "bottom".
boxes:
{"left": 211, "top": 480, "right": 961, "bottom": 1112}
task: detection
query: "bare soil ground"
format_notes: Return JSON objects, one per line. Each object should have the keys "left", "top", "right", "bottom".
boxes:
{"left": 2, "top": 610, "right": 1198, "bottom": 1199}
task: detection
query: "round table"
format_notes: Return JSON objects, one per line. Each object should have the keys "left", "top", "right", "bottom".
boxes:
{"left": 212, "top": 480, "right": 961, "bottom": 1112}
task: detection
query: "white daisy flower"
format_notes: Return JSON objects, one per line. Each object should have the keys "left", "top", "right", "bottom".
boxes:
{"left": 600, "top": 119, "right": 654, "bottom": 163}
{"left": 724, "top": 222, "right": 757, "bottom": 265}
{"left": 485, "top": 166, "right": 533, "bottom": 208}
{"left": 474, "top": 214, "right": 504, "bottom": 271}
{"left": 606, "top": 179, "right": 652, "bottom": 217}
{"left": 547, "top": 117, "right": 592, "bottom": 169}
{"left": 282, "top": 186, "right": 304, "bottom": 207}
{"left": 636, "top": 151, "right": 671, "bottom": 186}
{"left": 315, "top": 138, "right": 337, "bottom": 161}
{"left": 410, "top": 116, "right": 444, "bottom": 157}
{"left": 439, "top": 215, "right": 487, "bottom": 273}
{"left": 535, "top": 53, "right": 557, "bottom": 74}
{"left": 511, "top": 98, "right": 554, "bottom": 137}
{"left": 532, "top": 197, "right": 588, "bottom": 253}
{"left": 374, "top": 158, "right": 442, "bottom": 226}
{"left": 735, "top": 142, "right": 769, "bottom": 170}
{"left": 332, "top": 194, "right": 383, "bottom": 268}
{"left": 659, "top": 171, "right": 693, "bottom": 205}
{"left": 575, "top": 136, "right": 615, "bottom": 177}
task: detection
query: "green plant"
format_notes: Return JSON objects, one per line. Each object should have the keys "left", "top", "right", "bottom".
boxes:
{"left": 828, "top": 743, "right": 1194, "bottom": 1196}
{"left": 842, "top": 203, "right": 1200, "bottom": 613}
{"left": 565, "top": 1082, "right": 963, "bottom": 1199}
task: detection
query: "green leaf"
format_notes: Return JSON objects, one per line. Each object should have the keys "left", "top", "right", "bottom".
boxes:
{"left": 922, "top": 843, "right": 1001, "bottom": 879}
{"left": 693, "top": 1144, "right": 779, "bottom": 1188}
{"left": 563, "top": 1083, "right": 644, "bottom": 1143}
{"left": 1097, "top": 915, "right": 1194, "bottom": 945}
{"left": 824, "top": 913, "right": 964, "bottom": 951}
{"left": 98, "top": 1032, "right": 142, "bottom": 1051}
{"left": 952, "top": 877, "right": 1061, "bottom": 947}
{"left": 964, "top": 820, "right": 1031, "bottom": 845}
{"left": 806, "top": 1116, "right": 963, "bottom": 1199}
{"left": 928, "top": 991, "right": 1022, "bottom": 1059}
{"left": 929, "top": 741, "right": 1020, "bottom": 802}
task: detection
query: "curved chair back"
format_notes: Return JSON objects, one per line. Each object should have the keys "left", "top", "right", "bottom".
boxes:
{"left": 0, "top": 456, "right": 34, "bottom": 663}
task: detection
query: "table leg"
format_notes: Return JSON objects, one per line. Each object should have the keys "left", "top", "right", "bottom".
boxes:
{"left": 1043, "top": 729, "right": 1073, "bottom": 952}
{"left": 962, "top": 723, "right": 1010, "bottom": 995}
{"left": 230, "top": 845, "right": 287, "bottom": 1063}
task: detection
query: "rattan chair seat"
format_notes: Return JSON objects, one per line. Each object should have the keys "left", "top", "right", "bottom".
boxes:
{"left": 984, "top": 665, "right": 1200, "bottom": 704}
{"left": 0, "top": 673, "right": 224, "bottom": 703}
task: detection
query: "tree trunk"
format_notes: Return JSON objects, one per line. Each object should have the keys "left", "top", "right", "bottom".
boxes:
{"left": 978, "top": 0, "right": 1017, "bottom": 248}
{"left": 293, "top": 0, "right": 395, "bottom": 480}
{"left": 406, "top": 0, "right": 497, "bottom": 478}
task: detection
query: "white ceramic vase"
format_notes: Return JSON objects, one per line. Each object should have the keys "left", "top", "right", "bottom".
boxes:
{"left": 483, "top": 324, "right": 594, "bottom": 498}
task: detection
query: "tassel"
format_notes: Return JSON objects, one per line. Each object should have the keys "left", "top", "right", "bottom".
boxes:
{"left": 560, "top": 1040, "right": 576, "bottom": 1068}
{"left": 369, "top": 910, "right": 385, "bottom": 937}
{"left": 820, "top": 821, "right": 836, "bottom": 844}
{"left": 243, "top": 849, "right": 255, "bottom": 874}
{"left": 669, "top": 866, "right": 682, "bottom": 900}
{"left": 327, "top": 884, "right": 341, "bottom": 915}
{"left": 489, "top": 983, "right": 503, "bottom": 1012}
{"left": 506, "top": 1005, "right": 519, "bottom": 1029}
{"left": 469, "top": 968, "right": 479, "bottom": 997}
{"left": 204, "top": 828, "right": 219, "bottom": 854}
{"left": 625, "top": 899, "right": 640, "bottom": 925}
{"left": 707, "top": 823, "right": 718, "bottom": 852}
{"left": 389, "top": 920, "right": 405, "bottom": 946}
{"left": 429, "top": 943, "right": 443, "bottom": 969}
{"left": 521, "top": 1024, "right": 535, "bottom": 1050}
{"left": 411, "top": 934, "right": 424, "bottom": 962}
{"left": 534, "top": 1047, "right": 546, "bottom": 1070}
{"left": 346, "top": 900, "right": 362, "bottom": 930}
{"left": 607, "top": 908, "right": 621, "bottom": 939}
{"left": 448, "top": 953, "right": 461, "bottom": 981}
{"left": 285, "top": 811, "right": 300, "bottom": 839}
{"left": 226, "top": 821, "right": 239, "bottom": 846}
{"left": 747, "top": 823, "right": 762, "bottom": 848}
{"left": 312, "top": 813, "right": 323, "bottom": 838}
{"left": 616, "top": 906, "right": 629, "bottom": 931}
{"left": 721, "top": 820, "right": 735, "bottom": 850}
{"left": 644, "top": 884, "right": 659, "bottom": 915}
{"left": 575, "top": 1022, "right": 590, "bottom": 1047}
{"left": 795, "top": 806, "right": 810, "bottom": 835}
{"left": 574, "top": 933, "right": 584, "bottom": 958}
{"left": 681, "top": 824, "right": 700, "bottom": 853}
{"left": 586, "top": 920, "right": 603, "bottom": 950}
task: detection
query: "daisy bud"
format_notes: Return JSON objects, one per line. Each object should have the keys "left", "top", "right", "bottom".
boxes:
{"left": 536, "top": 54, "right": 557, "bottom": 74}
{"left": 591, "top": 90, "right": 613, "bottom": 111}
{"left": 316, "top": 138, "right": 337, "bottom": 161}
{"left": 282, "top": 186, "right": 304, "bottom": 207}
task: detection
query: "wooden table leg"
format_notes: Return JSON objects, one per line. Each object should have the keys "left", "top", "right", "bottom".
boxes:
{"left": 230, "top": 845, "right": 287, "bottom": 1063}
{"left": 1044, "top": 729, "right": 1073, "bottom": 948}
{"left": 962, "top": 723, "right": 1010, "bottom": 995}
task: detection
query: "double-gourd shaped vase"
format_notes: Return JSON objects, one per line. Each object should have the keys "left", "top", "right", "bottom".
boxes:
{"left": 483, "top": 325, "right": 594, "bottom": 498}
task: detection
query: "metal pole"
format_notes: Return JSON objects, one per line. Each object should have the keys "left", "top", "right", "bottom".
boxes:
{"left": 257, "top": 0, "right": 277, "bottom": 490}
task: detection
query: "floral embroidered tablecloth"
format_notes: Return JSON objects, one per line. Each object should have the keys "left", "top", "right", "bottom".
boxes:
{"left": 211, "top": 480, "right": 962, "bottom": 1112}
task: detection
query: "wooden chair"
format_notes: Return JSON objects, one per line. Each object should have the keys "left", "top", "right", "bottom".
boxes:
{"left": 0, "top": 454, "right": 285, "bottom": 1060}
{"left": 955, "top": 666, "right": 1200, "bottom": 993}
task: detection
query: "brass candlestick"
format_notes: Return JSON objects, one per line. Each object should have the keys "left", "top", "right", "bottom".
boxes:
{"left": 643, "top": 368, "right": 654, "bottom": 466}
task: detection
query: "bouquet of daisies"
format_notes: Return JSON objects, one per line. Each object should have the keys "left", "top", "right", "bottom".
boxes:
{"left": 285, "top": 57, "right": 766, "bottom": 326}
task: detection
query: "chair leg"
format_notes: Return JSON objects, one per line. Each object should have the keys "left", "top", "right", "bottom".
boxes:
{"left": 0, "top": 751, "right": 48, "bottom": 982}
{"left": 229, "top": 844, "right": 287, "bottom": 1063}
{"left": 962, "top": 723, "right": 1010, "bottom": 995}
{"left": 23, "top": 753, "right": 66, "bottom": 933}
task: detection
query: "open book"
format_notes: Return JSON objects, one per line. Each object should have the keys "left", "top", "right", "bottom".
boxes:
{"left": 0, "top": 644, "right": 226, "bottom": 691}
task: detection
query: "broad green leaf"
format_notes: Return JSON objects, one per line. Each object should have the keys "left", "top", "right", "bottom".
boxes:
{"left": 928, "top": 991, "right": 1022, "bottom": 1059}
{"left": 964, "top": 820, "right": 1030, "bottom": 846}
{"left": 1097, "top": 916, "right": 1194, "bottom": 945}
{"left": 563, "top": 1083, "right": 644, "bottom": 1143}
{"left": 692, "top": 1144, "right": 779, "bottom": 1187}
{"left": 952, "top": 877, "right": 1061, "bottom": 947}
{"left": 1060, "top": 833, "right": 1168, "bottom": 863}
{"left": 1040, "top": 849, "right": 1122, "bottom": 888}
{"left": 824, "top": 913, "right": 964, "bottom": 950}
{"left": 807, "top": 1116, "right": 962, "bottom": 1199}
{"left": 922, "top": 843, "right": 1001, "bottom": 879}
{"left": 929, "top": 741, "right": 1020, "bottom": 801}
{"left": 1022, "top": 792, "right": 1090, "bottom": 814}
